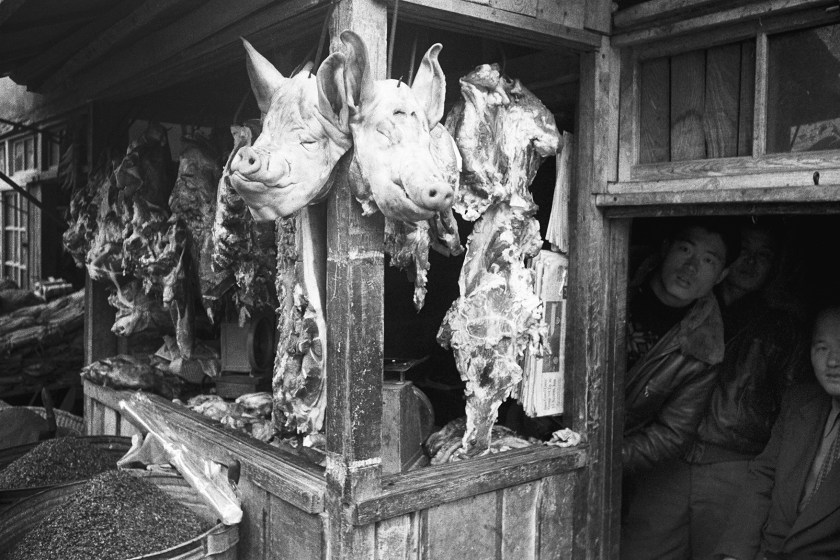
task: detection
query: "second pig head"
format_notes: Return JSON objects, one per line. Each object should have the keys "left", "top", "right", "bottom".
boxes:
{"left": 228, "top": 39, "right": 352, "bottom": 221}
{"left": 341, "top": 30, "right": 456, "bottom": 223}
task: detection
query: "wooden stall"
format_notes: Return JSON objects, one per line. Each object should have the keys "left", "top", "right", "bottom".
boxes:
{"left": 15, "top": 1, "right": 837, "bottom": 559}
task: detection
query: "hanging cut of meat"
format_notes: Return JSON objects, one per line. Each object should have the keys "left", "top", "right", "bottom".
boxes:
{"left": 63, "top": 158, "right": 114, "bottom": 269}
{"left": 436, "top": 63, "right": 562, "bottom": 460}
{"left": 272, "top": 208, "right": 327, "bottom": 435}
{"left": 211, "top": 124, "right": 277, "bottom": 325}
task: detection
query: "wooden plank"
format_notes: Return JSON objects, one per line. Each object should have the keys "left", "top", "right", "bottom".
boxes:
{"left": 629, "top": 150, "right": 840, "bottom": 182}
{"left": 0, "top": 0, "right": 27, "bottom": 27}
{"left": 40, "top": 0, "right": 197, "bottom": 93}
{"left": 569, "top": 39, "right": 619, "bottom": 560}
{"left": 534, "top": 0, "right": 583, "bottom": 29}
{"left": 87, "top": 1, "right": 326, "bottom": 100}
{"left": 237, "top": 475, "right": 268, "bottom": 560}
{"left": 537, "top": 474, "right": 576, "bottom": 559}
{"left": 593, "top": 35, "right": 621, "bottom": 190}
{"left": 354, "top": 446, "right": 587, "bottom": 525}
{"left": 613, "top": 0, "right": 834, "bottom": 47}
{"left": 614, "top": 0, "right": 746, "bottom": 29}
{"left": 375, "top": 513, "right": 417, "bottom": 560}
{"left": 501, "top": 481, "right": 539, "bottom": 559}
{"left": 638, "top": 57, "right": 670, "bottom": 164}
{"left": 670, "top": 50, "right": 706, "bottom": 161}
{"left": 737, "top": 40, "right": 756, "bottom": 157}
{"left": 101, "top": 405, "right": 118, "bottom": 436}
{"left": 583, "top": 0, "right": 612, "bottom": 34}
{"left": 491, "top": 0, "right": 537, "bottom": 19}
{"left": 703, "top": 43, "right": 741, "bottom": 158}
{"left": 83, "top": 276, "right": 117, "bottom": 365}
{"left": 396, "top": 0, "right": 603, "bottom": 51}
{"left": 55, "top": 0, "right": 286, "bottom": 97}
{"left": 119, "top": 417, "right": 141, "bottom": 438}
{"left": 11, "top": 0, "right": 145, "bottom": 85}
{"left": 424, "top": 492, "right": 497, "bottom": 560}
{"left": 268, "top": 494, "right": 325, "bottom": 560}
{"left": 618, "top": 48, "right": 639, "bottom": 179}
{"left": 614, "top": 168, "right": 840, "bottom": 193}
{"left": 754, "top": 32, "right": 769, "bottom": 157}
{"left": 597, "top": 185, "right": 840, "bottom": 209}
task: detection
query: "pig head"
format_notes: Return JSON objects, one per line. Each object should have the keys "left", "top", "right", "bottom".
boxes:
{"left": 340, "top": 30, "right": 455, "bottom": 223}
{"left": 228, "top": 39, "right": 352, "bottom": 221}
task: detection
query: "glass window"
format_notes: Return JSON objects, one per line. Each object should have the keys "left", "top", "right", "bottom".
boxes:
{"left": 12, "top": 140, "right": 24, "bottom": 173}
{"left": 24, "top": 138, "right": 35, "bottom": 170}
{"left": 0, "top": 144, "right": 5, "bottom": 174}
{"left": 44, "top": 130, "right": 61, "bottom": 169}
{"left": 767, "top": 23, "right": 840, "bottom": 153}
{"left": 638, "top": 40, "right": 755, "bottom": 163}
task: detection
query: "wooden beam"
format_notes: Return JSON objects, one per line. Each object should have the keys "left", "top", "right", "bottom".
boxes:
{"left": 11, "top": 0, "right": 144, "bottom": 86}
{"left": 353, "top": 447, "right": 588, "bottom": 525}
{"left": 39, "top": 0, "right": 197, "bottom": 93}
{"left": 91, "top": 2, "right": 326, "bottom": 101}
{"left": 613, "top": 0, "right": 748, "bottom": 29}
{"left": 0, "top": 0, "right": 27, "bottom": 27}
{"left": 597, "top": 185, "right": 840, "bottom": 210}
{"left": 583, "top": 0, "right": 612, "bottom": 34}
{"left": 396, "top": 0, "right": 603, "bottom": 51}
{"left": 611, "top": 167, "right": 840, "bottom": 194}
{"left": 613, "top": 0, "right": 835, "bottom": 47}
{"left": 753, "top": 32, "right": 768, "bottom": 158}
{"left": 569, "top": 35, "right": 621, "bottom": 560}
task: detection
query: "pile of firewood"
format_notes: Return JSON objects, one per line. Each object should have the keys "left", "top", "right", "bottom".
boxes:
{"left": 0, "top": 289, "right": 85, "bottom": 391}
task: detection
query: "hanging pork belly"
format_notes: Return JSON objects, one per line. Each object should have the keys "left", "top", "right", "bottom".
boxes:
{"left": 436, "top": 63, "right": 562, "bottom": 460}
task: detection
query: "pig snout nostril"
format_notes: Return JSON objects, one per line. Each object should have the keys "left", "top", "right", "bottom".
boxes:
{"left": 429, "top": 189, "right": 438, "bottom": 198}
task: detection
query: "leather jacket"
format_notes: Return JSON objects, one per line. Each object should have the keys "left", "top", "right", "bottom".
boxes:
{"left": 686, "top": 296, "right": 807, "bottom": 463}
{"left": 623, "top": 291, "right": 725, "bottom": 472}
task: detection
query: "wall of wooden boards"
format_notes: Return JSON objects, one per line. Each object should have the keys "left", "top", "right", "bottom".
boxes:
{"left": 638, "top": 40, "right": 755, "bottom": 163}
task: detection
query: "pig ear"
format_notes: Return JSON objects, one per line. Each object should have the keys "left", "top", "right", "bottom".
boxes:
{"left": 411, "top": 44, "right": 446, "bottom": 127}
{"left": 241, "top": 38, "right": 286, "bottom": 114}
{"left": 317, "top": 52, "right": 349, "bottom": 129}
{"left": 340, "top": 30, "right": 375, "bottom": 111}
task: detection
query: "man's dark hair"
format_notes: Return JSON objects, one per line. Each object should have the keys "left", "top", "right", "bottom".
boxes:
{"left": 666, "top": 217, "right": 741, "bottom": 267}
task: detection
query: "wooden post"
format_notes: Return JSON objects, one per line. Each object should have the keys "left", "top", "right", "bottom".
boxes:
{"left": 325, "top": 0, "right": 387, "bottom": 557}
{"left": 83, "top": 100, "right": 128, "bottom": 365}
{"left": 568, "top": 35, "right": 622, "bottom": 560}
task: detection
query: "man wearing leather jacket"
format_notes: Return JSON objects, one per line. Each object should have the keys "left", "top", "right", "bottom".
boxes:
{"left": 620, "top": 217, "right": 739, "bottom": 560}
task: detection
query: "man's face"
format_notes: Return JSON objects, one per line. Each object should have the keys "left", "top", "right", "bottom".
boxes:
{"left": 811, "top": 308, "right": 840, "bottom": 399}
{"left": 725, "top": 227, "right": 776, "bottom": 294}
{"left": 655, "top": 226, "right": 729, "bottom": 307}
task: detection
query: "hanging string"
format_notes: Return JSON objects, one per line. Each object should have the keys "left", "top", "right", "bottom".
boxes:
{"left": 407, "top": 33, "right": 418, "bottom": 86}
{"left": 387, "top": 0, "right": 400, "bottom": 79}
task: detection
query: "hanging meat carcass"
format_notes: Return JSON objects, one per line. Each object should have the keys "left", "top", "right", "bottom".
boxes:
{"left": 436, "top": 63, "right": 562, "bottom": 460}
{"left": 223, "top": 41, "right": 350, "bottom": 435}
{"left": 63, "top": 158, "right": 115, "bottom": 269}
{"left": 339, "top": 31, "right": 462, "bottom": 310}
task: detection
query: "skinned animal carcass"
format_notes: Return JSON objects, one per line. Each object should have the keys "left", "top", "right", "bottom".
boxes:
{"left": 437, "top": 63, "right": 562, "bottom": 460}
{"left": 339, "top": 31, "right": 463, "bottom": 310}
{"left": 224, "top": 41, "right": 351, "bottom": 436}
{"left": 64, "top": 158, "right": 116, "bottom": 269}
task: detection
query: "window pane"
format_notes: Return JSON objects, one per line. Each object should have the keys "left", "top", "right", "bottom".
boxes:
{"left": 24, "top": 138, "right": 35, "bottom": 169}
{"left": 767, "top": 23, "right": 840, "bottom": 153}
{"left": 12, "top": 141, "right": 23, "bottom": 173}
{"left": 638, "top": 40, "right": 755, "bottom": 163}
{"left": 0, "top": 144, "right": 5, "bottom": 174}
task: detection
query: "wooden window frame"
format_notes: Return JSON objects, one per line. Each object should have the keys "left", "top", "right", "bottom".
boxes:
{"left": 610, "top": 7, "right": 840, "bottom": 210}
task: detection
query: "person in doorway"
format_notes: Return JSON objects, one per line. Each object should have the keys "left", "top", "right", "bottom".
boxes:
{"left": 715, "top": 304, "right": 840, "bottom": 560}
{"left": 621, "top": 217, "right": 738, "bottom": 559}
{"left": 682, "top": 218, "right": 807, "bottom": 560}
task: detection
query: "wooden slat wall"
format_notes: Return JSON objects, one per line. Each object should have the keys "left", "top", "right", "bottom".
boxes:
{"left": 371, "top": 473, "right": 577, "bottom": 560}
{"left": 637, "top": 40, "right": 755, "bottom": 165}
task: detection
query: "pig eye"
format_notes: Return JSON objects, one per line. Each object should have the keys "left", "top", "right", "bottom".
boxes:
{"left": 393, "top": 109, "right": 407, "bottom": 117}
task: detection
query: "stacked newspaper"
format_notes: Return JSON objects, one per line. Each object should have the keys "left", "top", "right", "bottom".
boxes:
{"left": 519, "top": 250, "right": 568, "bottom": 417}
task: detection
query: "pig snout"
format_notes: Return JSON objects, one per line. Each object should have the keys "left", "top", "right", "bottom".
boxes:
{"left": 230, "top": 146, "right": 287, "bottom": 185}
{"left": 417, "top": 182, "right": 454, "bottom": 211}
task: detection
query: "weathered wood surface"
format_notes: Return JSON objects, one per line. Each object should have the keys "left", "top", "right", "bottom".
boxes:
{"left": 639, "top": 57, "right": 669, "bottom": 164}
{"left": 738, "top": 40, "right": 756, "bottom": 156}
{"left": 570, "top": 36, "right": 621, "bottom": 560}
{"left": 618, "top": 49, "right": 639, "bottom": 180}
{"left": 613, "top": 0, "right": 835, "bottom": 47}
{"left": 613, "top": 0, "right": 739, "bottom": 29}
{"left": 83, "top": 381, "right": 326, "bottom": 514}
{"left": 83, "top": 277, "right": 117, "bottom": 365}
{"left": 396, "top": 0, "right": 602, "bottom": 51}
{"left": 670, "top": 50, "right": 706, "bottom": 161}
{"left": 703, "top": 43, "right": 740, "bottom": 158}
{"left": 597, "top": 186, "right": 840, "bottom": 211}
{"left": 626, "top": 151, "right": 840, "bottom": 183}
{"left": 583, "top": 0, "right": 612, "bottom": 34}
{"left": 371, "top": 473, "right": 577, "bottom": 560}
{"left": 354, "top": 445, "right": 587, "bottom": 524}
